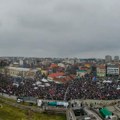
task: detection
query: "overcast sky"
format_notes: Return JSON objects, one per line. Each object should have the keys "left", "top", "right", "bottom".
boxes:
{"left": 0, "top": 0, "right": 120, "bottom": 58}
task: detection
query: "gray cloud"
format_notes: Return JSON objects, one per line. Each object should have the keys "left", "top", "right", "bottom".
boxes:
{"left": 0, "top": 0, "right": 120, "bottom": 58}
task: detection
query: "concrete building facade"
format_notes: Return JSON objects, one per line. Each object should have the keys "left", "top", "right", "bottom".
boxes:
{"left": 105, "top": 55, "right": 112, "bottom": 63}
{"left": 6, "top": 67, "right": 37, "bottom": 78}
{"left": 114, "top": 56, "right": 119, "bottom": 63}
{"left": 106, "top": 64, "right": 119, "bottom": 76}
{"left": 97, "top": 65, "right": 106, "bottom": 77}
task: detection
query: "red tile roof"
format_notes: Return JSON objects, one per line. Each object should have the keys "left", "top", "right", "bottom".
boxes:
{"left": 50, "top": 63, "right": 58, "bottom": 68}
{"left": 48, "top": 72, "right": 64, "bottom": 78}
{"left": 51, "top": 74, "right": 76, "bottom": 83}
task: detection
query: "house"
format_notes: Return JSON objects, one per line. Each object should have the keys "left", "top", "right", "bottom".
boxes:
{"left": 48, "top": 72, "right": 75, "bottom": 83}
{"left": 97, "top": 65, "right": 106, "bottom": 77}
{"left": 50, "top": 63, "right": 58, "bottom": 68}
{"left": 76, "top": 70, "right": 87, "bottom": 77}
{"left": 6, "top": 67, "right": 37, "bottom": 78}
{"left": 106, "top": 64, "right": 119, "bottom": 76}
{"left": 48, "top": 72, "right": 65, "bottom": 80}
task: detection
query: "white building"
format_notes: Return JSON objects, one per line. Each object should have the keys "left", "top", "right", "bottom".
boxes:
{"left": 6, "top": 67, "right": 37, "bottom": 78}
{"left": 107, "top": 65, "right": 119, "bottom": 75}
{"left": 19, "top": 59, "right": 23, "bottom": 66}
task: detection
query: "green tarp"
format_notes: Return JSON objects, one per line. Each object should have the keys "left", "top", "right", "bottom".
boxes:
{"left": 99, "top": 108, "right": 112, "bottom": 118}
{"left": 48, "top": 102, "right": 57, "bottom": 106}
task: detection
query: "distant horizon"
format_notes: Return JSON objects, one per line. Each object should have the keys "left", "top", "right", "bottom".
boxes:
{"left": 0, "top": 55, "right": 119, "bottom": 59}
{"left": 1, "top": 54, "right": 120, "bottom": 60}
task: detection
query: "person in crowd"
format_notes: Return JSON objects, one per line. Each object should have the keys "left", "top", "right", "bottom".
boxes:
{"left": 0, "top": 73, "right": 120, "bottom": 101}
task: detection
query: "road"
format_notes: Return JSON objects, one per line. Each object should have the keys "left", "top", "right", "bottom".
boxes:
{"left": 84, "top": 107, "right": 103, "bottom": 120}
{"left": 0, "top": 96, "right": 43, "bottom": 113}
{"left": 1, "top": 92, "right": 120, "bottom": 120}
{"left": 107, "top": 105, "right": 120, "bottom": 118}
{"left": 0, "top": 93, "right": 17, "bottom": 100}
{"left": 66, "top": 108, "right": 77, "bottom": 120}
{"left": 64, "top": 86, "right": 69, "bottom": 101}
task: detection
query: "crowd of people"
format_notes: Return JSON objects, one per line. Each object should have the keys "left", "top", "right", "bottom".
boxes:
{"left": 0, "top": 73, "right": 120, "bottom": 101}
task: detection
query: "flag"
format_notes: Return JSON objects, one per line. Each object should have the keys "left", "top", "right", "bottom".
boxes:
{"left": 92, "top": 76, "right": 96, "bottom": 81}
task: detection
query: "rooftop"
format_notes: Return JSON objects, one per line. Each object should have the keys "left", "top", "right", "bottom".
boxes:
{"left": 7, "top": 67, "right": 37, "bottom": 72}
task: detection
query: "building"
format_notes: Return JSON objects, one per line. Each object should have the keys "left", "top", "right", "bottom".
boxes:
{"left": 76, "top": 70, "right": 87, "bottom": 77}
{"left": 6, "top": 67, "right": 37, "bottom": 78}
{"left": 19, "top": 59, "right": 24, "bottom": 66}
{"left": 78, "top": 65, "right": 91, "bottom": 74}
{"left": 97, "top": 65, "right": 106, "bottom": 77}
{"left": 48, "top": 72, "right": 75, "bottom": 83}
{"left": 114, "top": 56, "right": 119, "bottom": 63}
{"left": 63, "top": 58, "right": 75, "bottom": 65}
{"left": 48, "top": 72, "right": 65, "bottom": 80}
{"left": 106, "top": 64, "right": 119, "bottom": 76}
{"left": 105, "top": 55, "right": 112, "bottom": 63}
{"left": 58, "top": 63, "right": 65, "bottom": 68}
{"left": 12, "top": 62, "right": 19, "bottom": 67}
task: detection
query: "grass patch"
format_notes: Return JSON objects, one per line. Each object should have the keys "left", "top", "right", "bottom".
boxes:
{"left": 0, "top": 100, "right": 66, "bottom": 120}
{"left": 0, "top": 95, "right": 16, "bottom": 103}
